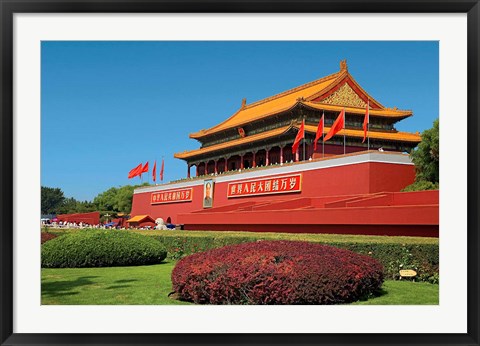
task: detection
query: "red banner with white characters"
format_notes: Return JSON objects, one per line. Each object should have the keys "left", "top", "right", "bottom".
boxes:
{"left": 227, "top": 173, "right": 302, "bottom": 198}
{"left": 151, "top": 188, "right": 193, "bottom": 204}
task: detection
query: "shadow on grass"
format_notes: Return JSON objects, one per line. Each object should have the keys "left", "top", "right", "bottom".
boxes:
{"left": 105, "top": 279, "right": 139, "bottom": 289}
{"left": 42, "top": 276, "right": 99, "bottom": 298}
{"left": 114, "top": 279, "right": 138, "bottom": 284}
{"left": 356, "top": 287, "right": 388, "bottom": 302}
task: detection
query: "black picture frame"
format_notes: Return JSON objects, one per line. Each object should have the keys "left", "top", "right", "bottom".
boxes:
{"left": 1, "top": 1, "right": 478, "bottom": 345}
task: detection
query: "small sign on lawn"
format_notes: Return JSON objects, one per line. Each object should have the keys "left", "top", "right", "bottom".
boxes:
{"left": 399, "top": 269, "right": 417, "bottom": 277}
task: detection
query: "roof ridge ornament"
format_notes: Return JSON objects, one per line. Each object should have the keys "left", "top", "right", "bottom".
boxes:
{"left": 340, "top": 59, "right": 348, "bottom": 71}
{"left": 241, "top": 98, "right": 247, "bottom": 109}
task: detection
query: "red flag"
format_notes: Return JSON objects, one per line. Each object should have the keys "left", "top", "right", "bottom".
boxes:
{"left": 291, "top": 120, "right": 305, "bottom": 154}
{"left": 362, "top": 100, "right": 369, "bottom": 143}
{"left": 160, "top": 158, "right": 164, "bottom": 181}
{"left": 323, "top": 109, "right": 345, "bottom": 142}
{"left": 152, "top": 160, "right": 157, "bottom": 182}
{"left": 140, "top": 162, "right": 149, "bottom": 178}
{"left": 313, "top": 113, "right": 324, "bottom": 151}
{"left": 128, "top": 163, "right": 142, "bottom": 179}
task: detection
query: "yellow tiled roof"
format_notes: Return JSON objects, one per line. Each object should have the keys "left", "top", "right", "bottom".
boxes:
{"left": 190, "top": 68, "right": 412, "bottom": 139}
{"left": 175, "top": 125, "right": 421, "bottom": 160}
{"left": 303, "top": 102, "right": 412, "bottom": 118}
{"left": 302, "top": 124, "right": 421, "bottom": 142}
{"left": 127, "top": 215, "right": 153, "bottom": 223}
{"left": 190, "top": 71, "right": 342, "bottom": 139}
{"left": 175, "top": 126, "right": 291, "bottom": 159}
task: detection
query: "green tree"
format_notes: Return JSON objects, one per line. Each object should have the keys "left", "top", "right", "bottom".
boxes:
{"left": 403, "top": 119, "right": 439, "bottom": 191}
{"left": 114, "top": 185, "right": 137, "bottom": 213}
{"left": 56, "top": 197, "right": 78, "bottom": 214}
{"left": 402, "top": 180, "right": 439, "bottom": 192}
{"left": 57, "top": 198, "right": 96, "bottom": 214}
{"left": 77, "top": 200, "right": 96, "bottom": 213}
{"left": 93, "top": 187, "right": 118, "bottom": 212}
{"left": 93, "top": 183, "right": 148, "bottom": 214}
{"left": 41, "top": 186, "right": 65, "bottom": 214}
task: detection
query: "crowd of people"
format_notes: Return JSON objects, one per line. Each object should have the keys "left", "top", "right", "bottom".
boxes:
{"left": 41, "top": 220, "right": 111, "bottom": 229}
{"left": 41, "top": 219, "right": 177, "bottom": 230}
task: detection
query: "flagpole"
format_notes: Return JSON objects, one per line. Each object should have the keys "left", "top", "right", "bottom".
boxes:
{"left": 367, "top": 99, "right": 370, "bottom": 151}
{"left": 343, "top": 108, "right": 346, "bottom": 155}
{"left": 302, "top": 114, "right": 306, "bottom": 161}
{"left": 367, "top": 123, "right": 370, "bottom": 151}
{"left": 322, "top": 112, "right": 325, "bottom": 158}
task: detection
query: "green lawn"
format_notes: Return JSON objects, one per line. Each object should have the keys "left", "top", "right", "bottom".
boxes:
{"left": 42, "top": 261, "right": 438, "bottom": 305}
{"left": 42, "top": 261, "right": 189, "bottom": 305}
{"left": 352, "top": 280, "right": 439, "bottom": 305}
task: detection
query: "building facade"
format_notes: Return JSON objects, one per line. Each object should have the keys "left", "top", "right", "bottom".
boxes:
{"left": 130, "top": 61, "right": 438, "bottom": 237}
{"left": 174, "top": 60, "right": 421, "bottom": 178}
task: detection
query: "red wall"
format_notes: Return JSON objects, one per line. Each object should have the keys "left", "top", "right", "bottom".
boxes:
{"left": 56, "top": 211, "right": 100, "bottom": 225}
{"left": 131, "top": 161, "right": 415, "bottom": 224}
{"left": 369, "top": 163, "right": 415, "bottom": 193}
{"left": 182, "top": 223, "right": 438, "bottom": 237}
{"left": 179, "top": 191, "right": 439, "bottom": 237}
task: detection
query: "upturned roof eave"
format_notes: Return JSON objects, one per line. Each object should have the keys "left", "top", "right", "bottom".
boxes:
{"left": 176, "top": 125, "right": 294, "bottom": 160}
{"left": 188, "top": 67, "right": 413, "bottom": 141}
{"left": 302, "top": 102, "right": 413, "bottom": 118}
{"left": 189, "top": 102, "right": 301, "bottom": 140}
{"left": 299, "top": 124, "right": 422, "bottom": 143}
{"left": 188, "top": 70, "right": 344, "bottom": 140}
{"left": 176, "top": 125, "right": 421, "bottom": 161}
{"left": 189, "top": 101, "right": 413, "bottom": 141}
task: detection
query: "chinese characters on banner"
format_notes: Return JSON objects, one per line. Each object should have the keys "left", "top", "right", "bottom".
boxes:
{"left": 227, "top": 174, "right": 302, "bottom": 198}
{"left": 151, "top": 188, "right": 193, "bottom": 205}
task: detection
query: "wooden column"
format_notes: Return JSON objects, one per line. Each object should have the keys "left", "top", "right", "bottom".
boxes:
{"left": 280, "top": 146, "right": 284, "bottom": 164}
{"left": 240, "top": 154, "right": 244, "bottom": 169}
{"left": 225, "top": 157, "right": 228, "bottom": 172}
{"left": 295, "top": 148, "right": 299, "bottom": 162}
{"left": 266, "top": 148, "right": 270, "bottom": 166}
{"left": 187, "top": 164, "right": 191, "bottom": 178}
{"left": 252, "top": 151, "right": 257, "bottom": 168}
{"left": 214, "top": 160, "right": 218, "bottom": 174}
{"left": 204, "top": 161, "right": 208, "bottom": 175}
{"left": 196, "top": 164, "right": 199, "bottom": 177}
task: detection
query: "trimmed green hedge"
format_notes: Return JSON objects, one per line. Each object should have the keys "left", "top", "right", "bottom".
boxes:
{"left": 45, "top": 228, "right": 438, "bottom": 282}
{"left": 143, "top": 231, "right": 439, "bottom": 283}
{"left": 41, "top": 230, "right": 167, "bottom": 268}
{"left": 327, "top": 242, "right": 438, "bottom": 283}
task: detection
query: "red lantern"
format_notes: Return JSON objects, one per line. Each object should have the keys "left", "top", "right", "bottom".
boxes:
{"left": 238, "top": 127, "right": 245, "bottom": 137}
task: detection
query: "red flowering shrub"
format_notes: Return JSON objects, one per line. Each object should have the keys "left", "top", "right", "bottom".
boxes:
{"left": 41, "top": 232, "right": 58, "bottom": 244}
{"left": 171, "top": 241, "right": 384, "bottom": 304}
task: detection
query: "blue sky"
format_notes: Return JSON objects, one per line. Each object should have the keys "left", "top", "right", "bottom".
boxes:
{"left": 41, "top": 41, "right": 438, "bottom": 201}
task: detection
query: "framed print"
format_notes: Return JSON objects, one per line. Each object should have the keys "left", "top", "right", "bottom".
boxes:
{"left": 1, "top": 1, "right": 479, "bottom": 346}
{"left": 203, "top": 180, "right": 214, "bottom": 208}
